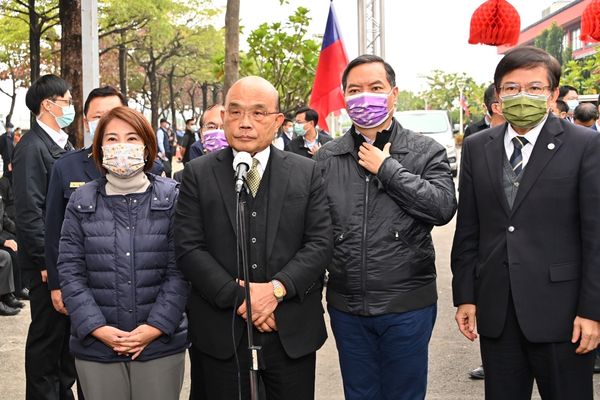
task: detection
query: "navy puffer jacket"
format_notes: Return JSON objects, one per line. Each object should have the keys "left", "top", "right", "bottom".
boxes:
{"left": 57, "top": 174, "right": 188, "bottom": 362}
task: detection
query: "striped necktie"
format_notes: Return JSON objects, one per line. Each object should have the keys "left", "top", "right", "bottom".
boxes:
{"left": 509, "top": 136, "right": 528, "bottom": 176}
{"left": 246, "top": 158, "right": 261, "bottom": 197}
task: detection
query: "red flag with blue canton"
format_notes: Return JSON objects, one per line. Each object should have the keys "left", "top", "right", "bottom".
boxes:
{"left": 309, "top": 1, "right": 348, "bottom": 133}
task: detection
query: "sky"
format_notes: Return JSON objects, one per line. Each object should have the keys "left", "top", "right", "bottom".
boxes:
{"left": 226, "top": 0, "right": 565, "bottom": 92}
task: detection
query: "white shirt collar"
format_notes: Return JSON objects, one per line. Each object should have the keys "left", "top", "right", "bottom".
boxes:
{"left": 503, "top": 114, "right": 548, "bottom": 169}
{"left": 232, "top": 146, "right": 271, "bottom": 178}
{"left": 37, "top": 118, "right": 69, "bottom": 149}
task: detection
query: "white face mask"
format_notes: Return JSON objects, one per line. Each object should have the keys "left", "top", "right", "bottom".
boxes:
{"left": 87, "top": 119, "right": 99, "bottom": 139}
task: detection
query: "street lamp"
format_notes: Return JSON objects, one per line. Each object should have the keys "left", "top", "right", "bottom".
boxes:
{"left": 455, "top": 79, "right": 466, "bottom": 136}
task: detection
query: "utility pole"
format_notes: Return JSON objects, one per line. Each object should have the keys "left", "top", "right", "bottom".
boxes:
{"left": 81, "top": 0, "right": 99, "bottom": 147}
{"left": 357, "top": 0, "right": 385, "bottom": 57}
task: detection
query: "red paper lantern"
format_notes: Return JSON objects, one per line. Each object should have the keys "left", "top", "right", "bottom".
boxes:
{"left": 469, "top": 0, "right": 521, "bottom": 46}
{"left": 581, "top": 0, "right": 600, "bottom": 43}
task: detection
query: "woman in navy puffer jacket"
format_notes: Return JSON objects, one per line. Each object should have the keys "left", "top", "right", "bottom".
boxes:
{"left": 57, "top": 107, "right": 188, "bottom": 400}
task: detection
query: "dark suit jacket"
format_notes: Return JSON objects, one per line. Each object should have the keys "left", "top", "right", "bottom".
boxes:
{"left": 13, "top": 123, "right": 71, "bottom": 273}
{"left": 463, "top": 118, "right": 489, "bottom": 139}
{"left": 0, "top": 131, "right": 14, "bottom": 174}
{"left": 451, "top": 115, "right": 600, "bottom": 343}
{"left": 287, "top": 133, "right": 333, "bottom": 159}
{"left": 175, "top": 146, "right": 332, "bottom": 360}
{"left": 45, "top": 147, "right": 166, "bottom": 290}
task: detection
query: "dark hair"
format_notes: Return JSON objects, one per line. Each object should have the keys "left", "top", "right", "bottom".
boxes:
{"left": 483, "top": 84, "right": 497, "bottom": 115}
{"left": 83, "top": 86, "right": 126, "bottom": 116}
{"left": 597, "top": 93, "right": 600, "bottom": 105}
{"left": 294, "top": 106, "right": 319, "bottom": 126}
{"left": 200, "top": 104, "right": 224, "bottom": 127}
{"left": 555, "top": 99, "right": 569, "bottom": 114}
{"left": 558, "top": 85, "right": 578, "bottom": 99}
{"left": 159, "top": 118, "right": 168, "bottom": 124}
{"left": 574, "top": 103, "right": 599, "bottom": 123}
{"left": 494, "top": 46, "right": 561, "bottom": 92}
{"left": 283, "top": 118, "right": 293, "bottom": 125}
{"left": 185, "top": 118, "right": 195, "bottom": 125}
{"left": 92, "top": 107, "right": 158, "bottom": 174}
{"left": 342, "top": 54, "right": 396, "bottom": 91}
{"left": 25, "top": 74, "right": 71, "bottom": 115}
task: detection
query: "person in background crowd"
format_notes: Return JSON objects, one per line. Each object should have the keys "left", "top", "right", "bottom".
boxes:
{"left": 288, "top": 107, "right": 332, "bottom": 158}
{"left": 188, "top": 104, "right": 225, "bottom": 161}
{"left": 13, "top": 74, "right": 75, "bottom": 400}
{"left": 157, "top": 118, "right": 173, "bottom": 177}
{"left": 573, "top": 103, "right": 598, "bottom": 131}
{"left": 316, "top": 54, "right": 456, "bottom": 400}
{"left": 552, "top": 99, "right": 569, "bottom": 119}
{"left": 452, "top": 46, "right": 600, "bottom": 400}
{"left": 0, "top": 249, "right": 20, "bottom": 316}
{"left": 175, "top": 76, "right": 332, "bottom": 399}
{"left": 0, "top": 121, "right": 15, "bottom": 180}
{"left": 558, "top": 85, "right": 578, "bottom": 122}
{"left": 464, "top": 84, "right": 496, "bottom": 139}
{"left": 280, "top": 118, "right": 294, "bottom": 150}
{"left": 179, "top": 118, "right": 197, "bottom": 165}
{"left": 58, "top": 106, "right": 188, "bottom": 400}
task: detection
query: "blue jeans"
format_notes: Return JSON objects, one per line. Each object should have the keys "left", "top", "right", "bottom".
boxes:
{"left": 328, "top": 304, "right": 437, "bottom": 400}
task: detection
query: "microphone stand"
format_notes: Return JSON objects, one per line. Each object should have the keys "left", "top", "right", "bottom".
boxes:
{"left": 236, "top": 188, "right": 261, "bottom": 400}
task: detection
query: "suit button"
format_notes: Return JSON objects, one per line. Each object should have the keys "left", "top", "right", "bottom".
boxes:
{"left": 251, "top": 211, "right": 257, "bottom": 217}
{"left": 508, "top": 226, "right": 515, "bottom": 233}
{"left": 126, "top": 252, "right": 130, "bottom": 256}
{"left": 127, "top": 280, "right": 131, "bottom": 285}
{"left": 251, "top": 237, "right": 257, "bottom": 244}
{"left": 128, "top": 309, "right": 132, "bottom": 313}
{"left": 251, "top": 264, "right": 258, "bottom": 269}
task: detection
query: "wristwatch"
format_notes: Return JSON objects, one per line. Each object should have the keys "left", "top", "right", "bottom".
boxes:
{"left": 271, "top": 280, "right": 285, "bottom": 303}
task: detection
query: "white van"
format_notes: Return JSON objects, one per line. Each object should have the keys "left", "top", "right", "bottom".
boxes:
{"left": 394, "top": 110, "right": 458, "bottom": 177}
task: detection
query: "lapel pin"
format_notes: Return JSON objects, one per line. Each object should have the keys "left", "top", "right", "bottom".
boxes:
{"left": 547, "top": 143, "right": 555, "bottom": 150}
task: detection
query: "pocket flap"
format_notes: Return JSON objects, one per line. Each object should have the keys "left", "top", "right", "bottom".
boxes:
{"left": 549, "top": 263, "right": 580, "bottom": 282}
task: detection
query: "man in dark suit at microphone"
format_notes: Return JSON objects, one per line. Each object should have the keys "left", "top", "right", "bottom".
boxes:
{"left": 175, "top": 76, "right": 333, "bottom": 400}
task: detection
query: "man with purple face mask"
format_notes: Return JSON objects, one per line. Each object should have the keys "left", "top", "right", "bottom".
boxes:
{"left": 315, "top": 54, "right": 456, "bottom": 400}
{"left": 189, "top": 104, "right": 226, "bottom": 160}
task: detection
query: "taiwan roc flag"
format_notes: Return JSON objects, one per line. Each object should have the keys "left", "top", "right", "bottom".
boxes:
{"left": 309, "top": 1, "right": 348, "bottom": 133}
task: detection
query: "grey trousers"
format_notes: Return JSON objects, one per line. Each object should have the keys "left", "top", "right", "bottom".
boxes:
{"left": 75, "top": 351, "right": 185, "bottom": 400}
{"left": 0, "top": 249, "right": 14, "bottom": 295}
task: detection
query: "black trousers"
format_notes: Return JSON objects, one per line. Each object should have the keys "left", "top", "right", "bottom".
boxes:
{"left": 480, "top": 295, "right": 595, "bottom": 400}
{"left": 24, "top": 271, "right": 83, "bottom": 400}
{"left": 189, "top": 328, "right": 316, "bottom": 400}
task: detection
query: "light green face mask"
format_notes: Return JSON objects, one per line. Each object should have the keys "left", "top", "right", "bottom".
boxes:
{"left": 501, "top": 93, "right": 549, "bottom": 129}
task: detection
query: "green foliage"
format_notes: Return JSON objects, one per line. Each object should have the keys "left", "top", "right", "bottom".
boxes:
{"left": 396, "top": 90, "right": 425, "bottom": 111}
{"left": 246, "top": 6, "right": 320, "bottom": 114}
{"left": 534, "top": 22, "right": 566, "bottom": 64}
{"left": 560, "top": 48, "right": 600, "bottom": 95}
{"left": 421, "top": 70, "right": 486, "bottom": 124}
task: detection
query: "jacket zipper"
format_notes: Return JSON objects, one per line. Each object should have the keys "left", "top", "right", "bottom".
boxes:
{"left": 127, "top": 196, "right": 137, "bottom": 326}
{"left": 361, "top": 174, "right": 370, "bottom": 313}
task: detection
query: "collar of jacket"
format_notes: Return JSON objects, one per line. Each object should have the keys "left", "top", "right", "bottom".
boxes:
{"left": 73, "top": 173, "right": 178, "bottom": 213}
{"left": 328, "top": 118, "right": 409, "bottom": 157}
{"left": 32, "top": 122, "right": 69, "bottom": 158}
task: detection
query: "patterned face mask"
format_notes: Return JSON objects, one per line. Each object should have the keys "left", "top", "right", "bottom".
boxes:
{"left": 102, "top": 143, "right": 146, "bottom": 178}
{"left": 202, "top": 129, "right": 229, "bottom": 153}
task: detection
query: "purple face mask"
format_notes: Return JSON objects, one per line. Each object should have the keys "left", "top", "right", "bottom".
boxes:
{"left": 345, "top": 91, "right": 392, "bottom": 129}
{"left": 202, "top": 129, "right": 229, "bottom": 153}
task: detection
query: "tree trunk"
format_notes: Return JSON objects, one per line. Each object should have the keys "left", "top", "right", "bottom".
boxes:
{"left": 224, "top": 0, "right": 240, "bottom": 97}
{"left": 201, "top": 81, "right": 208, "bottom": 112}
{"left": 119, "top": 31, "right": 128, "bottom": 99}
{"left": 28, "top": 0, "right": 40, "bottom": 127}
{"left": 5, "top": 73, "right": 17, "bottom": 126}
{"left": 149, "top": 69, "right": 159, "bottom": 130}
{"left": 168, "top": 67, "right": 177, "bottom": 130}
{"left": 59, "top": 0, "right": 83, "bottom": 148}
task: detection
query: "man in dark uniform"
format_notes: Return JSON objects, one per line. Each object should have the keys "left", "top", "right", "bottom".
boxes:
{"left": 0, "top": 121, "right": 15, "bottom": 180}
{"left": 464, "top": 84, "right": 496, "bottom": 139}
{"left": 13, "top": 74, "right": 75, "bottom": 400}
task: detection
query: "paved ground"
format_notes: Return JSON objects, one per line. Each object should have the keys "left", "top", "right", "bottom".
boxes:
{"left": 2, "top": 168, "right": 599, "bottom": 399}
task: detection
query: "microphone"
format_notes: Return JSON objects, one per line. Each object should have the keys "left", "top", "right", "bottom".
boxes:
{"left": 233, "top": 151, "right": 253, "bottom": 194}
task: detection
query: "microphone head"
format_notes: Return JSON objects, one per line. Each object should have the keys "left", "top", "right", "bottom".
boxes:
{"left": 232, "top": 151, "right": 252, "bottom": 171}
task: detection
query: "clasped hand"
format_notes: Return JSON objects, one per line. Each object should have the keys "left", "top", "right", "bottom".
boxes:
{"left": 358, "top": 142, "right": 391, "bottom": 174}
{"left": 237, "top": 280, "right": 278, "bottom": 333}
{"left": 92, "top": 324, "right": 162, "bottom": 360}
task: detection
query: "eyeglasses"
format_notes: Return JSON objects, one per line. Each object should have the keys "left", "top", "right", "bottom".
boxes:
{"left": 499, "top": 83, "right": 551, "bottom": 96}
{"left": 226, "top": 108, "right": 280, "bottom": 122}
{"left": 51, "top": 98, "right": 74, "bottom": 106}
{"left": 204, "top": 123, "right": 222, "bottom": 130}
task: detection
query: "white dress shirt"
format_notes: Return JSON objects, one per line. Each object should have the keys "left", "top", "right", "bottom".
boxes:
{"left": 503, "top": 115, "right": 548, "bottom": 169}
{"left": 36, "top": 119, "right": 69, "bottom": 149}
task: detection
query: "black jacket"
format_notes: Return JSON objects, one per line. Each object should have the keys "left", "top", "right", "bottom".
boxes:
{"left": 464, "top": 118, "right": 489, "bottom": 139}
{"left": 315, "top": 120, "right": 456, "bottom": 316}
{"left": 175, "top": 147, "right": 332, "bottom": 360}
{"left": 13, "top": 122, "right": 71, "bottom": 272}
{"left": 288, "top": 132, "right": 333, "bottom": 159}
{"left": 452, "top": 115, "right": 600, "bottom": 342}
